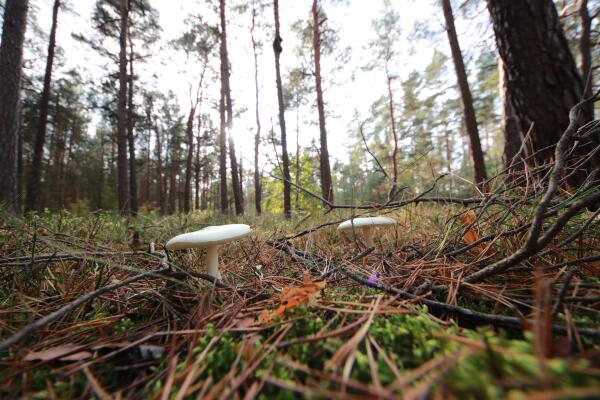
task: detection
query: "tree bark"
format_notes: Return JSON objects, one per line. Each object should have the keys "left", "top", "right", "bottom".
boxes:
{"left": 251, "top": 5, "right": 262, "bottom": 216}
{"left": 295, "top": 95, "right": 301, "bottom": 211}
{"left": 384, "top": 61, "right": 400, "bottom": 200}
{"left": 184, "top": 79, "right": 203, "bottom": 214}
{"left": 201, "top": 149, "right": 209, "bottom": 210}
{"left": 274, "top": 0, "right": 292, "bottom": 219}
{"left": 154, "top": 116, "right": 165, "bottom": 215}
{"left": 145, "top": 118, "right": 151, "bottom": 205}
{"left": 442, "top": 0, "right": 488, "bottom": 187}
{"left": 184, "top": 106, "right": 194, "bottom": 213}
{"left": 127, "top": 32, "right": 138, "bottom": 216}
{"left": 311, "top": 0, "right": 333, "bottom": 205}
{"left": 25, "top": 0, "right": 59, "bottom": 212}
{"left": 219, "top": 0, "right": 243, "bottom": 215}
{"left": 498, "top": 58, "right": 523, "bottom": 166}
{"left": 116, "top": 0, "right": 129, "bottom": 214}
{"left": 486, "top": 0, "right": 593, "bottom": 171}
{"left": 194, "top": 117, "right": 202, "bottom": 211}
{"left": 0, "top": 0, "right": 29, "bottom": 214}
{"left": 218, "top": 0, "right": 229, "bottom": 214}
{"left": 228, "top": 136, "right": 243, "bottom": 214}
{"left": 579, "top": 0, "right": 594, "bottom": 119}
{"left": 168, "top": 153, "right": 176, "bottom": 214}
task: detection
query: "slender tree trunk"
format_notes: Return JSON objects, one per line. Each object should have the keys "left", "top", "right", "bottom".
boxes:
{"left": 441, "top": 0, "right": 487, "bottom": 187}
{"left": 26, "top": 0, "right": 59, "bottom": 212}
{"left": 178, "top": 177, "right": 184, "bottom": 214}
{"left": 145, "top": 123, "right": 151, "bottom": 205}
{"left": 239, "top": 156, "right": 244, "bottom": 204}
{"left": 155, "top": 120, "right": 165, "bottom": 215}
{"left": 18, "top": 131, "right": 23, "bottom": 203}
{"left": 0, "top": 0, "right": 29, "bottom": 214}
{"left": 127, "top": 33, "right": 138, "bottom": 216}
{"left": 273, "top": 0, "right": 292, "bottom": 219}
{"left": 201, "top": 150, "right": 209, "bottom": 210}
{"left": 295, "top": 97, "right": 301, "bottom": 211}
{"left": 579, "top": 0, "right": 594, "bottom": 119}
{"left": 384, "top": 61, "right": 399, "bottom": 200}
{"left": 219, "top": 0, "right": 243, "bottom": 215}
{"left": 218, "top": 96, "right": 228, "bottom": 213}
{"left": 168, "top": 155, "right": 176, "bottom": 214}
{"left": 184, "top": 107, "right": 194, "bottom": 213}
{"left": 228, "top": 135, "right": 243, "bottom": 214}
{"left": 194, "top": 120, "right": 202, "bottom": 211}
{"left": 63, "top": 122, "right": 77, "bottom": 207}
{"left": 311, "top": 0, "right": 333, "bottom": 205}
{"left": 218, "top": 0, "right": 229, "bottom": 214}
{"left": 116, "top": 0, "right": 129, "bottom": 214}
{"left": 251, "top": 5, "right": 262, "bottom": 216}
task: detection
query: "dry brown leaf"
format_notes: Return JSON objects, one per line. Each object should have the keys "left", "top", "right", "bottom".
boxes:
{"left": 24, "top": 344, "right": 91, "bottom": 362}
{"left": 458, "top": 211, "right": 484, "bottom": 254}
{"left": 275, "top": 275, "right": 326, "bottom": 317}
{"left": 258, "top": 309, "right": 272, "bottom": 324}
{"left": 259, "top": 275, "right": 326, "bottom": 323}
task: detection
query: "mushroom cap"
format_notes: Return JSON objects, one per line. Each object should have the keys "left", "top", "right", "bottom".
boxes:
{"left": 166, "top": 224, "right": 252, "bottom": 250}
{"left": 337, "top": 217, "right": 397, "bottom": 230}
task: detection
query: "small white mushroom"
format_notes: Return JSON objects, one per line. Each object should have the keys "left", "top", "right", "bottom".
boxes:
{"left": 337, "top": 217, "right": 396, "bottom": 247}
{"left": 165, "top": 224, "right": 252, "bottom": 280}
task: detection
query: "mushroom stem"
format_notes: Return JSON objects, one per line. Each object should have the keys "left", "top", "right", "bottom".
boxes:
{"left": 362, "top": 226, "right": 374, "bottom": 247}
{"left": 205, "top": 245, "right": 222, "bottom": 280}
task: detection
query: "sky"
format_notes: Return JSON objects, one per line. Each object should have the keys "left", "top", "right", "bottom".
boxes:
{"left": 29, "top": 0, "right": 494, "bottom": 169}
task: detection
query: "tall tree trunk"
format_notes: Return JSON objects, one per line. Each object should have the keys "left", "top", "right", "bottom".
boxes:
{"left": 228, "top": 135, "right": 243, "bottom": 214}
{"left": 184, "top": 111, "right": 193, "bottom": 213}
{"left": 220, "top": 0, "right": 243, "bottom": 215}
{"left": 26, "top": 0, "right": 59, "bottom": 212}
{"left": 0, "top": 0, "right": 29, "bottom": 214}
{"left": 184, "top": 82, "right": 202, "bottom": 213}
{"left": 274, "top": 0, "right": 292, "bottom": 219}
{"left": 251, "top": 5, "right": 262, "bottom": 216}
{"left": 155, "top": 120, "right": 165, "bottom": 215}
{"left": 145, "top": 122, "right": 151, "bottom": 205}
{"left": 295, "top": 95, "right": 301, "bottom": 211}
{"left": 168, "top": 156, "right": 176, "bottom": 214}
{"left": 218, "top": 0, "right": 229, "bottom": 214}
{"left": 63, "top": 122, "right": 77, "bottom": 207}
{"left": 579, "top": 0, "right": 594, "bottom": 119}
{"left": 18, "top": 131, "right": 23, "bottom": 204}
{"left": 201, "top": 150, "right": 209, "bottom": 210}
{"left": 384, "top": 61, "right": 400, "bottom": 200}
{"left": 239, "top": 156, "right": 244, "bottom": 203}
{"left": 498, "top": 58, "right": 523, "bottom": 166}
{"left": 442, "top": 0, "right": 488, "bottom": 187}
{"left": 194, "top": 119, "right": 202, "bottom": 211}
{"left": 311, "top": 0, "right": 333, "bottom": 205}
{"left": 127, "top": 33, "right": 138, "bottom": 216}
{"left": 486, "top": 0, "right": 593, "bottom": 173}
{"left": 117, "top": 0, "right": 129, "bottom": 214}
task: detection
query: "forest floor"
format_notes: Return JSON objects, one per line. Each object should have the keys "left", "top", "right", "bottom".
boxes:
{"left": 0, "top": 202, "right": 599, "bottom": 399}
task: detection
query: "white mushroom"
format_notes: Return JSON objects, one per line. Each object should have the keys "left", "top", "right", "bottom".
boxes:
{"left": 166, "top": 224, "right": 252, "bottom": 280}
{"left": 337, "top": 217, "right": 396, "bottom": 247}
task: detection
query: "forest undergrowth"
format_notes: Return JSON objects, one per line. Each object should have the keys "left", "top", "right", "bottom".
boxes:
{"left": 1, "top": 188, "right": 599, "bottom": 398}
{"left": 2, "top": 106, "right": 600, "bottom": 399}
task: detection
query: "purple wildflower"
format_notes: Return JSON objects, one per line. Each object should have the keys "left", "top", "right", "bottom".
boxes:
{"left": 367, "top": 271, "right": 379, "bottom": 287}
